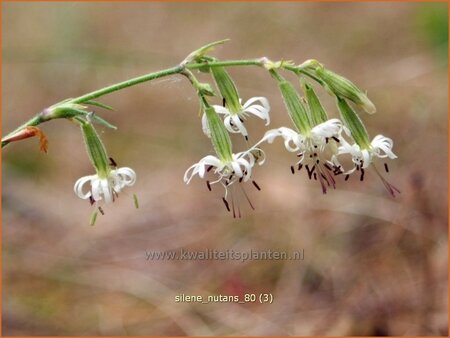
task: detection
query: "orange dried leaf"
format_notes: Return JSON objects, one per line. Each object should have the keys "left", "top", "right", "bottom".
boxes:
{"left": 3, "top": 126, "right": 48, "bottom": 153}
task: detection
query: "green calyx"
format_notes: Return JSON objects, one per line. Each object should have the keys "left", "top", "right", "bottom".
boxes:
{"left": 204, "top": 106, "right": 233, "bottom": 163}
{"left": 80, "top": 120, "right": 111, "bottom": 178}
{"left": 277, "top": 79, "right": 312, "bottom": 135}
{"left": 336, "top": 98, "right": 371, "bottom": 149}
{"left": 210, "top": 66, "right": 242, "bottom": 114}
{"left": 315, "top": 66, "right": 376, "bottom": 114}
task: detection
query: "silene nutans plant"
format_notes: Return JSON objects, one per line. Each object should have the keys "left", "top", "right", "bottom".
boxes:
{"left": 2, "top": 40, "right": 399, "bottom": 224}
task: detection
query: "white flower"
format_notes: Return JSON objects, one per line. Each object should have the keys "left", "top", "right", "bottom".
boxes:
{"left": 333, "top": 134, "right": 400, "bottom": 197}
{"left": 184, "top": 148, "right": 265, "bottom": 216}
{"left": 202, "top": 97, "right": 270, "bottom": 139}
{"left": 264, "top": 119, "right": 344, "bottom": 193}
{"left": 74, "top": 167, "right": 136, "bottom": 204}
{"left": 336, "top": 134, "right": 397, "bottom": 172}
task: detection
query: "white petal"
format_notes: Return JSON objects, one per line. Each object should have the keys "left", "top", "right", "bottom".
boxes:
{"left": 223, "top": 115, "right": 241, "bottom": 134}
{"left": 242, "top": 97, "right": 271, "bottom": 125}
{"left": 74, "top": 175, "right": 95, "bottom": 200}
{"left": 100, "top": 178, "right": 113, "bottom": 204}
{"left": 212, "top": 105, "right": 231, "bottom": 115}
{"left": 201, "top": 113, "right": 211, "bottom": 138}
{"left": 116, "top": 167, "right": 137, "bottom": 186}
{"left": 371, "top": 135, "right": 397, "bottom": 159}
{"left": 184, "top": 163, "right": 201, "bottom": 184}
{"left": 91, "top": 178, "right": 102, "bottom": 202}
{"left": 311, "top": 119, "right": 342, "bottom": 138}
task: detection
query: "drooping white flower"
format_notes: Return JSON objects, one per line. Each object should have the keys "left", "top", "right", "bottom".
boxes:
{"left": 184, "top": 147, "right": 265, "bottom": 217}
{"left": 202, "top": 97, "right": 270, "bottom": 139}
{"left": 264, "top": 118, "right": 344, "bottom": 193}
{"left": 333, "top": 134, "right": 400, "bottom": 196}
{"left": 336, "top": 134, "right": 397, "bottom": 172}
{"left": 74, "top": 167, "right": 136, "bottom": 204}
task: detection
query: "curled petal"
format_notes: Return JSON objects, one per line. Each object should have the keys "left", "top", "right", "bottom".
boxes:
{"left": 311, "top": 118, "right": 342, "bottom": 139}
{"left": 371, "top": 135, "right": 397, "bottom": 159}
{"left": 74, "top": 175, "right": 95, "bottom": 200}
{"left": 242, "top": 97, "right": 271, "bottom": 125}
{"left": 115, "top": 167, "right": 137, "bottom": 186}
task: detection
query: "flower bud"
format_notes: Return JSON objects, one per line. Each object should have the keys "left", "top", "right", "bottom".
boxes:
{"left": 80, "top": 120, "right": 110, "bottom": 178}
{"left": 278, "top": 80, "right": 312, "bottom": 135}
{"left": 315, "top": 66, "right": 376, "bottom": 114}
{"left": 204, "top": 106, "right": 233, "bottom": 162}
{"left": 336, "top": 98, "right": 371, "bottom": 149}
{"left": 303, "top": 82, "right": 328, "bottom": 125}
{"left": 210, "top": 67, "right": 242, "bottom": 114}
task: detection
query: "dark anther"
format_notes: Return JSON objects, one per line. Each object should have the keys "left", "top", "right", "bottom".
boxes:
{"left": 239, "top": 117, "right": 244, "bottom": 123}
{"left": 222, "top": 98, "right": 226, "bottom": 107}
{"left": 207, "top": 165, "right": 213, "bottom": 172}
{"left": 314, "top": 153, "right": 317, "bottom": 157}
{"left": 298, "top": 163, "right": 303, "bottom": 171}
{"left": 89, "top": 196, "right": 95, "bottom": 206}
{"left": 356, "top": 164, "right": 360, "bottom": 171}
{"left": 252, "top": 180, "right": 261, "bottom": 191}
{"left": 222, "top": 197, "right": 230, "bottom": 212}
{"left": 109, "top": 157, "right": 117, "bottom": 167}
{"left": 229, "top": 174, "right": 234, "bottom": 181}
{"left": 245, "top": 135, "right": 249, "bottom": 141}
{"left": 306, "top": 164, "right": 315, "bottom": 179}
{"left": 309, "top": 154, "right": 313, "bottom": 158}
{"left": 316, "top": 159, "right": 320, "bottom": 164}
{"left": 360, "top": 168, "right": 365, "bottom": 181}
{"left": 297, "top": 153, "right": 303, "bottom": 158}
{"left": 313, "top": 173, "right": 317, "bottom": 180}
{"left": 332, "top": 136, "right": 340, "bottom": 143}
{"left": 206, "top": 181, "right": 212, "bottom": 191}
{"left": 325, "top": 137, "right": 329, "bottom": 144}
{"left": 239, "top": 177, "right": 243, "bottom": 183}
{"left": 324, "top": 163, "right": 332, "bottom": 171}
{"left": 291, "top": 165, "right": 295, "bottom": 174}
{"left": 98, "top": 206, "right": 105, "bottom": 215}
{"left": 345, "top": 174, "right": 350, "bottom": 181}
{"left": 384, "top": 163, "right": 389, "bottom": 173}
{"left": 314, "top": 145, "right": 318, "bottom": 148}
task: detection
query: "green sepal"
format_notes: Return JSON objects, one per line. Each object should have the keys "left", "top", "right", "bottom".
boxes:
{"left": 336, "top": 98, "right": 371, "bottom": 149}
{"left": 204, "top": 106, "right": 233, "bottom": 163}
{"left": 90, "top": 114, "right": 117, "bottom": 130}
{"left": 210, "top": 67, "right": 242, "bottom": 114}
{"left": 184, "top": 39, "right": 230, "bottom": 64}
{"left": 85, "top": 100, "right": 114, "bottom": 111}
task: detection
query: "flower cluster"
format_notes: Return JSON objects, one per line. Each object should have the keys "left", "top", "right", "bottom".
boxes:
{"left": 184, "top": 56, "right": 399, "bottom": 217}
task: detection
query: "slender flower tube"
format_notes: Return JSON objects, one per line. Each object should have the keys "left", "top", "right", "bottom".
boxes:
{"left": 74, "top": 119, "right": 136, "bottom": 209}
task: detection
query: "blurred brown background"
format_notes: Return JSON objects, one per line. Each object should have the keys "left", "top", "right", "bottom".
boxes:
{"left": 2, "top": 2, "right": 448, "bottom": 336}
